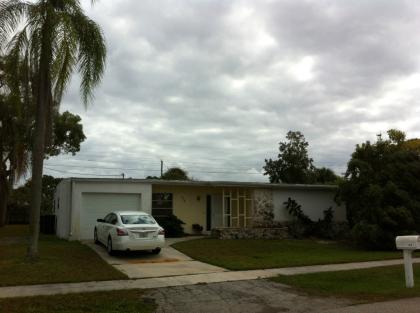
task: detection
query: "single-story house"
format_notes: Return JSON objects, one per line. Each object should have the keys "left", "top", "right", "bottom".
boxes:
{"left": 54, "top": 178, "right": 346, "bottom": 240}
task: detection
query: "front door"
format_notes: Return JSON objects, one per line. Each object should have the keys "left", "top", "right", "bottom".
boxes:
{"left": 206, "top": 195, "right": 211, "bottom": 231}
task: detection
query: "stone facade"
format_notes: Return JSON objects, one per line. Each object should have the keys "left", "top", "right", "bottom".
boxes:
{"left": 252, "top": 189, "right": 275, "bottom": 227}
{"left": 211, "top": 227, "right": 289, "bottom": 240}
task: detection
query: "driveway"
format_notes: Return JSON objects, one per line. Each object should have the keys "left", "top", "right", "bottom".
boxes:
{"left": 86, "top": 237, "right": 227, "bottom": 279}
{"left": 147, "top": 279, "right": 352, "bottom": 313}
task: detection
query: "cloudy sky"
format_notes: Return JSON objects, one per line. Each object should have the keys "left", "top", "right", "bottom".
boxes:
{"left": 44, "top": 0, "right": 420, "bottom": 182}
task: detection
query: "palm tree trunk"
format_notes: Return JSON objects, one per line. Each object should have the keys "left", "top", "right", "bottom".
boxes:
{"left": 0, "top": 136, "right": 7, "bottom": 227}
{"left": 27, "top": 13, "right": 53, "bottom": 260}
{"left": 27, "top": 102, "right": 46, "bottom": 259}
{"left": 0, "top": 172, "right": 8, "bottom": 227}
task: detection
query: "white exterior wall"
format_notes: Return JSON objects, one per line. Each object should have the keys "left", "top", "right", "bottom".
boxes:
{"left": 54, "top": 179, "right": 72, "bottom": 239}
{"left": 272, "top": 188, "right": 346, "bottom": 222}
{"left": 55, "top": 180, "right": 152, "bottom": 240}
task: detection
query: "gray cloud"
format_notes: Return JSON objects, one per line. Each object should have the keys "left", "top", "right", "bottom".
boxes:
{"left": 45, "top": 0, "right": 420, "bottom": 181}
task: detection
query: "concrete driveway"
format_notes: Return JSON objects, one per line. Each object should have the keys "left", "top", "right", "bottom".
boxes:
{"left": 86, "top": 237, "right": 227, "bottom": 279}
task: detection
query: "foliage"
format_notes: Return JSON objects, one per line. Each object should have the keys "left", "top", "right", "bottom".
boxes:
{"left": 309, "top": 167, "right": 341, "bottom": 184}
{"left": 155, "top": 214, "right": 185, "bottom": 237}
{"left": 9, "top": 175, "right": 62, "bottom": 215}
{"left": 338, "top": 129, "right": 420, "bottom": 250}
{"left": 0, "top": 109, "right": 85, "bottom": 224}
{"left": 192, "top": 223, "right": 203, "bottom": 232}
{"left": 0, "top": 0, "right": 106, "bottom": 257}
{"left": 284, "top": 197, "right": 339, "bottom": 239}
{"left": 264, "top": 131, "right": 314, "bottom": 183}
{"left": 47, "top": 111, "right": 86, "bottom": 157}
{"left": 264, "top": 131, "right": 339, "bottom": 184}
{"left": 161, "top": 167, "right": 190, "bottom": 180}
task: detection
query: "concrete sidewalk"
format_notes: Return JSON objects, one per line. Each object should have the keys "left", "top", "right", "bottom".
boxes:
{"left": 1, "top": 257, "right": 419, "bottom": 299}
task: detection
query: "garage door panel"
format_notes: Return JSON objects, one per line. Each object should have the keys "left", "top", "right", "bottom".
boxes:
{"left": 80, "top": 193, "right": 141, "bottom": 240}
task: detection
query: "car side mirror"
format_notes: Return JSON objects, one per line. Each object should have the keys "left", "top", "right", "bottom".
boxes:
{"left": 97, "top": 218, "right": 105, "bottom": 223}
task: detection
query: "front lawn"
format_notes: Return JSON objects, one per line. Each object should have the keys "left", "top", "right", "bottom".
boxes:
{"left": 0, "top": 289, "right": 156, "bottom": 313}
{"left": 172, "top": 238, "right": 405, "bottom": 270}
{"left": 0, "top": 225, "right": 127, "bottom": 286}
{"left": 271, "top": 264, "right": 420, "bottom": 302}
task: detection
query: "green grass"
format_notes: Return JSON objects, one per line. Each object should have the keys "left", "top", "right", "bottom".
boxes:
{"left": 0, "top": 224, "right": 29, "bottom": 238}
{"left": 0, "top": 289, "right": 156, "bottom": 313}
{"left": 172, "top": 238, "right": 406, "bottom": 270}
{"left": 0, "top": 225, "right": 127, "bottom": 286}
{"left": 271, "top": 264, "right": 420, "bottom": 302}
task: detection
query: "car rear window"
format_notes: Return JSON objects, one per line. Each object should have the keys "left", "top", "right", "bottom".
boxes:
{"left": 120, "top": 214, "right": 156, "bottom": 225}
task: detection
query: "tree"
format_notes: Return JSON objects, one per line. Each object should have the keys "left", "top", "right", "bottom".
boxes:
{"left": 338, "top": 130, "right": 420, "bottom": 249}
{"left": 264, "top": 131, "right": 314, "bottom": 183}
{"left": 9, "top": 175, "right": 62, "bottom": 216}
{"left": 161, "top": 167, "right": 190, "bottom": 180}
{"left": 1, "top": 0, "right": 106, "bottom": 258}
{"left": 310, "top": 167, "right": 341, "bottom": 184}
{"left": 0, "top": 109, "right": 86, "bottom": 226}
{"left": 0, "top": 55, "right": 32, "bottom": 226}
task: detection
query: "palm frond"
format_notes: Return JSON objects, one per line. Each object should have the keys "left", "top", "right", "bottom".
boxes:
{"left": 0, "top": 0, "right": 31, "bottom": 48}
{"left": 71, "top": 10, "right": 106, "bottom": 105}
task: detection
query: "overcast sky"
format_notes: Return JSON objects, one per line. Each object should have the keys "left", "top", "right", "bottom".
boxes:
{"left": 44, "top": 0, "right": 420, "bottom": 182}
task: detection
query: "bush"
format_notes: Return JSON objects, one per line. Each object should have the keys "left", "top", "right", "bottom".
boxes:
{"left": 192, "top": 224, "right": 203, "bottom": 233}
{"left": 284, "top": 198, "right": 344, "bottom": 240}
{"left": 154, "top": 214, "right": 185, "bottom": 238}
{"left": 338, "top": 131, "right": 420, "bottom": 249}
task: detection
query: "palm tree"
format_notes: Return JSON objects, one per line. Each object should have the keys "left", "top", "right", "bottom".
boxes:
{"left": 0, "top": 0, "right": 106, "bottom": 259}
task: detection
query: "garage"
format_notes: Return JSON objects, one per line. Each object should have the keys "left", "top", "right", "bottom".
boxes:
{"left": 79, "top": 193, "right": 142, "bottom": 240}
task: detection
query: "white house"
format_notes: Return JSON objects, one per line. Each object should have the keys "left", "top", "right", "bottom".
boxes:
{"left": 54, "top": 178, "right": 346, "bottom": 240}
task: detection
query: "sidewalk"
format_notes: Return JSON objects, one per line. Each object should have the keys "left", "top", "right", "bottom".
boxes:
{"left": 1, "top": 257, "right": 419, "bottom": 299}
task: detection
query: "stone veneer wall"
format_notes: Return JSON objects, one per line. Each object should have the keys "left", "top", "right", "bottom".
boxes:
{"left": 211, "top": 227, "right": 288, "bottom": 240}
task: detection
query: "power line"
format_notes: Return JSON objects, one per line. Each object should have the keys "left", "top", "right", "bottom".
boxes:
{"left": 44, "top": 164, "right": 264, "bottom": 175}
{"left": 44, "top": 167, "right": 122, "bottom": 177}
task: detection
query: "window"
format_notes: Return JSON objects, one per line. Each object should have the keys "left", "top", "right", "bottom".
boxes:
{"left": 121, "top": 214, "right": 156, "bottom": 225}
{"left": 104, "top": 213, "right": 116, "bottom": 224}
{"left": 109, "top": 214, "right": 118, "bottom": 225}
{"left": 152, "top": 193, "right": 173, "bottom": 217}
{"left": 103, "top": 213, "right": 112, "bottom": 223}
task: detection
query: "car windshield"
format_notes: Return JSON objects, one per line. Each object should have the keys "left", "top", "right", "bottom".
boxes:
{"left": 120, "top": 214, "right": 156, "bottom": 225}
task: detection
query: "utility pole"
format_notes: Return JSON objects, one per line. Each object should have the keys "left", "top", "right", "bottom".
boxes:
{"left": 160, "top": 160, "right": 163, "bottom": 178}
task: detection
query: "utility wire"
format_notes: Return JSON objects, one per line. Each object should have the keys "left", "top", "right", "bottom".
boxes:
{"left": 44, "top": 167, "right": 123, "bottom": 177}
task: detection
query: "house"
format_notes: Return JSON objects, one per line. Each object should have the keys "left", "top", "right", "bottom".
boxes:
{"left": 54, "top": 178, "right": 346, "bottom": 240}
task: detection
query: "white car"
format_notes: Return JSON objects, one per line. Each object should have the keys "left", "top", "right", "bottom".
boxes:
{"left": 94, "top": 211, "right": 165, "bottom": 255}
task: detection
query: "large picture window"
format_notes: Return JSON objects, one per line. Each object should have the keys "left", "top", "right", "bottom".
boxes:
{"left": 152, "top": 193, "right": 173, "bottom": 217}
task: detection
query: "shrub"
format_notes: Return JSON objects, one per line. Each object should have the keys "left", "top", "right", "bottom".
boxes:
{"left": 338, "top": 130, "right": 420, "bottom": 249}
{"left": 154, "top": 214, "right": 185, "bottom": 238}
{"left": 192, "top": 224, "right": 203, "bottom": 233}
{"left": 284, "top": 198, "right": 344, "bottom": 240}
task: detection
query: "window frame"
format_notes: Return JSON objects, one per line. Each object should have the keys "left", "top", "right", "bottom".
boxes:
{"left": 152, "top": 192, "right": 173, "bottom": 217}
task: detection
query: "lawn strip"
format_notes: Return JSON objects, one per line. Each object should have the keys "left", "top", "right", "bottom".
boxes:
{"left": 173, "top": 238, "right": 407, "bottom": 270}
{"left": 271, "top": 264, "right": 420, "bottom": 302}
{"left": 0, "top": 289, "right": 156, "bottom": 313}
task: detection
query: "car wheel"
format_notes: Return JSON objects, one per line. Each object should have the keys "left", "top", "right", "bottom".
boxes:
{"left": 107, "top": 237, "right": 114, "bottom": 256}
{"left": 151, "top": 247, "right": 161, "bottom": 255}
{"left": 94, "top": 228, "right": 99, "bottom": 244}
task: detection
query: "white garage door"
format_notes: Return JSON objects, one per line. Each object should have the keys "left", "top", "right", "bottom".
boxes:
{"left": 80, "top": 193, "right": 142, "bottom": 240}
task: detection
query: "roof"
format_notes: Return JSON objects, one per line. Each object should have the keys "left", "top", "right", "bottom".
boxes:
{"left": 64, "top": 177, "right": 338, "bottom": 191}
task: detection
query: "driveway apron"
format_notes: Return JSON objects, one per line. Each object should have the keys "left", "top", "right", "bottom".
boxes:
{"left": 85, "top": 237, "right": 227, "bottom": 278}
